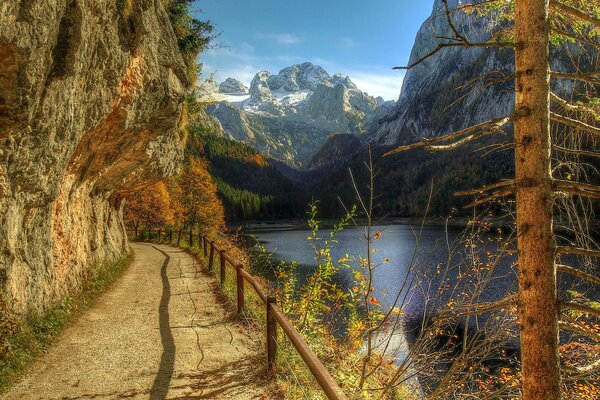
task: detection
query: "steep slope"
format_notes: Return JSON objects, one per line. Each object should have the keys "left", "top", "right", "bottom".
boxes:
{"left": 371, "top": 0, "right": 514, "bottom": 146}
{"left": 0, "top": 1, "right": 188, "bottom": 314}
{"left": 203, "top": 62, "right": 387, "bottom": 167}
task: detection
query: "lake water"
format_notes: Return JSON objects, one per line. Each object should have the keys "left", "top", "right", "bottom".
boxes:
{"left": 251, "top": 224, "right": 518, "bottom": 316}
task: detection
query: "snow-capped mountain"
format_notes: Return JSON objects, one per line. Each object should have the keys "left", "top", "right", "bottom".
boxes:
{"left": 200, "top": 62, "right": 393, "bottom": 167}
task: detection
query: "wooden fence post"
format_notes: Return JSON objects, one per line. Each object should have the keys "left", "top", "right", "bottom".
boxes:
{"left": 219, "top": 250, "right": 225, "bottom": 285}
{"left": 236, "top": 264, "right": 245, "bottom": 314}
{"left": 203, "top": 237, "right": 208, "bottom": 258}
{"left": 208, "top": 241, "right": 215, "bottom": 271}
{"left": 267, "top": 295, "right": 277, "bottom": 371}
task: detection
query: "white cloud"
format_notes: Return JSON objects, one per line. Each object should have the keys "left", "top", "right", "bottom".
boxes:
{"left": 341, "top": 37, "right": 360, "bottom": 48}
{"left": 257, "top": 32, "right": 303, "bottom": 45}
{"left": 347, "top": 71, "right": 405, "bottom": 101}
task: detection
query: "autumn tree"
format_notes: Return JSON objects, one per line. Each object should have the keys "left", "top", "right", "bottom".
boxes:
{"left": 386, "top": 1, "right": 599, "bottom": 399}
{"left": 123, "top": 182, "right": 174, "bottom": 237}
{"left": 171, "top": 156, "right": 225, "bottom": 244}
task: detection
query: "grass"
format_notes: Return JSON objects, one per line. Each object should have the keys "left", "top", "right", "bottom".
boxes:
{"left": 0, "top": 251, "right": 134, "bottom": 393}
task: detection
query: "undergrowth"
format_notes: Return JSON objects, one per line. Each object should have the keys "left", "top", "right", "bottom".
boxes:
{"left": 0, "top": 251, "right": 134, "bottom": 393}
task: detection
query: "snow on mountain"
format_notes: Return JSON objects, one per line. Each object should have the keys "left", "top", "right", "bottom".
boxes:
{"left": 201, "top": 62, "right": 395, "bottom": 167}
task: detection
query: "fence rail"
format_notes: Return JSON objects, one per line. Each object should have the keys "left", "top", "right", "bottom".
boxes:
{"left": 199, "top": 234, "right": 348, "bottom": 400}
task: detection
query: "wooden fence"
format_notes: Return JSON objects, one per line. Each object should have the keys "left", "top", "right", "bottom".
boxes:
{"left": 199, "top": 234, "right": 348, "bottom": 400}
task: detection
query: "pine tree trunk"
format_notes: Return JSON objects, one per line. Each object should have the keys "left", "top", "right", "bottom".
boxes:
{"left": 514, "top": 1, "right": 560, "bottom": 398}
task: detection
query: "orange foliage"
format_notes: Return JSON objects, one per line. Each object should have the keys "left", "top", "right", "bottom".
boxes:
{"left": 124, "top": 155, "right": 225, "bottom": 237}
{"left": 123, "top": 182, "right": 174, "bottom": 232}
{"left": 168, "top": 156, "right": 225, "bottom": 235}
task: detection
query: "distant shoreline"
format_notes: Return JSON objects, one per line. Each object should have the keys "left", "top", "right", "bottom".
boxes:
{"left": 235, "top": 216, "right": 514, "bottom": 233}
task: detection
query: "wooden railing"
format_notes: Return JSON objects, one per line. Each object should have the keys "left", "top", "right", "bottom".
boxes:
{"left": 199, "top": 234, "right": 348, "bottom": 400}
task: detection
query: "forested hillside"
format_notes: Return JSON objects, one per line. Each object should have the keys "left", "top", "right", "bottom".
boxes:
{"left": 186, "top": 128, "right": 309, "bottom": 220}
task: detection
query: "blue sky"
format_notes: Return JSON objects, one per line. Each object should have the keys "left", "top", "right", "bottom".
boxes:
{"left": 192, "top": 1, "right": 433, "bottom": 100}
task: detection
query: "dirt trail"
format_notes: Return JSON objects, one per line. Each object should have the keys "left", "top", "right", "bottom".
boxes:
{"left": 4, "top": 243, "right": 280, "bottom": 400}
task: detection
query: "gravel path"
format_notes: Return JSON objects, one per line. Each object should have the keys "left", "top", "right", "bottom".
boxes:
{"left": 4, "top": 243, "right": 279, "bottom": 400}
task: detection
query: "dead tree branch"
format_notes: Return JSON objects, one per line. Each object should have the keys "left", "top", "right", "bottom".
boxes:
{"left": 550, "top": 112, "right": 600, "bottom": 137}
{"left": 551, "top": 71, "right": 600, "bottom": 85}
{"left": 554, "top": 179, "right": 600, "bottom": 200}
{"left": 557, "top": 246, "right": 600, "bottom": 258}
{"left": 559, "top": 314, "right": 600, "bottom": 342}
{"left": 557, "top": 264, "right": 600, "bottom": 286}
{"left": 560, "top": 302, "right": 600, "bottom": 319}
{"left": 550, "top": 0, "right": 600, "bottom": 30}
{"left": 455, "top": 179, "right": 515, "bottom": 196}
{"left": 552, "top": 144, "right": 600, "bottom": 159}
{"left": 383, "top": 114, "right": 520, "bottom": 156}
{"left": 435, "top": 294, "right": 517, "bottom": 320}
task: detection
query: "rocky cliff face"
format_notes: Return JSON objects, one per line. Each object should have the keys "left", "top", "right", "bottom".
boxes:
{"left": 203, "top": 62, "right": 388, "bottom": 167}
{"left": 370, "top": 0, "right": 515, "bottom": 146}
{"left": 0, "top": 0, "right": 187, "bottom": 315}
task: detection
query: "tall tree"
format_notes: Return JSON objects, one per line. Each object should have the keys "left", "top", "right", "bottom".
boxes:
{"left": 386, "top": 0, "right": 599, "bottom": 398}
{"left": 513, "top": 1, "right": 561, "bottom": 398}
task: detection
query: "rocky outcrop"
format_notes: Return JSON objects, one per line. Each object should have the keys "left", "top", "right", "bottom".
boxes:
{"left": 370, "top": 0, "right": 514, "bottom": 146}
{"left": 369, "top": 0, "right": 586, "bottom": 146}
{"left": 0, "top": 0, "right": 187, "bottom": 315}
{"left": 219, "top": 78, "right": 248, "bottom": 94}
{"left": 204, "top": 63, "right": 385, "bottom": 167}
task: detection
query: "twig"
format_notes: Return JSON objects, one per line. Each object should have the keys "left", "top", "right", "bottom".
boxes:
{"left": 560, "top": 302, "right": 600, "bottom": 319}
{"left": 551, "top": 112, "right": 600, "bottom": 137}
{"left": 550, "top": 0, "right": 600, "bottom": 29}
{"left": 557, "top": 264, "right": 600, "bottom": 285}
{"left": 557, "top": 246, "right": 600, "bottom": 258}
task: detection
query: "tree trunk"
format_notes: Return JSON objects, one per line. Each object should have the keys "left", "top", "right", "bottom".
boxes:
{"left": 514, "top": 1, "right": 560, "bottom": 399}
{"left": 189, "top": 227, "right": 193, "bottom": 247}
{"left": 177, "top": 229, "right": 182, "bottom": 246}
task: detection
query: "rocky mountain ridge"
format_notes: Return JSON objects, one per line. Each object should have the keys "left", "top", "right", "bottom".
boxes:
{"left": 200, "top": 62, "right": 393, "bottom": 167}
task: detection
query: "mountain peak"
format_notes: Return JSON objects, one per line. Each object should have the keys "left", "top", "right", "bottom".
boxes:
{"left": 219, "top": 78, "right": 248, "bottom": 94}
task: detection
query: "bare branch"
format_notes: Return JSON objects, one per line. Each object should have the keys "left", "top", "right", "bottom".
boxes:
{"left": 383, "top": 114, "right": 518, "bottom": 156}
{"left": 554, "top": 179, "right": 600, "bottom": 199}
{"left": 393, "top": 41, "right": 512, "bottom": 70}
{"left": 551, "top": 28, "right": 600, "bottom": 51}
{"left": 551, "top": 71, "right": 600, "bottom": 85}
{"left": 551, "top": 112, "right": 600, "bottom": 137}
{"left": 562, "top": 358, "right": 600, "bottom": 376}
{"left": 559, "top": 314, "right": 600, "bottom": 342}
{"left": 557, "top": 246, "right": 600, "bottom": 258}
{"left": 557, "top": 264, "right": 600, "bottom": 285}
{"left": 435, "top": 294, "right": 517, "bottom": 320}
{"left": 551, "top": 93, "right": 600, "bottom": 117}
{"left": 550, "top": 0, "right": 600, "bottom": 29}
{"left": 463, "top": 185, "right": 515, "bottom": 208}
{"left": 552, "top": 144, "right": 600, "bottom": 159}
{"left": 560, "top": 302, "right": 600, "bottom": 319}
{"left": 455, "top": 179, "right": 514, "bottom": 196}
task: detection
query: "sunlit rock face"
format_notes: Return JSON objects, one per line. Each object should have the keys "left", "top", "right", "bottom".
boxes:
{"left": 218, "top": 78, "right": 248, "bottom": 94}
{"left": 370, "top": 0, "right": 514, "bottom": 146}
{"left": 0, "top": 0, "right": 187, "bottom": 315}
{"left": 203, "top": 62, "right": 388, "bottom": 167}
{"left": 370, "top": 0, "right": 585, "bottom": 147}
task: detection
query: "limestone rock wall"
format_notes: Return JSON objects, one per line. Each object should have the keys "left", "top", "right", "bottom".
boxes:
{"left": 0, "top": 0, "right": 188, "bottom": 315}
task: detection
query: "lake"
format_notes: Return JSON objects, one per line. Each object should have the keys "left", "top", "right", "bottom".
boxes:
{"left": 251, "top": 224, "right": 518, "bottom": 317}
